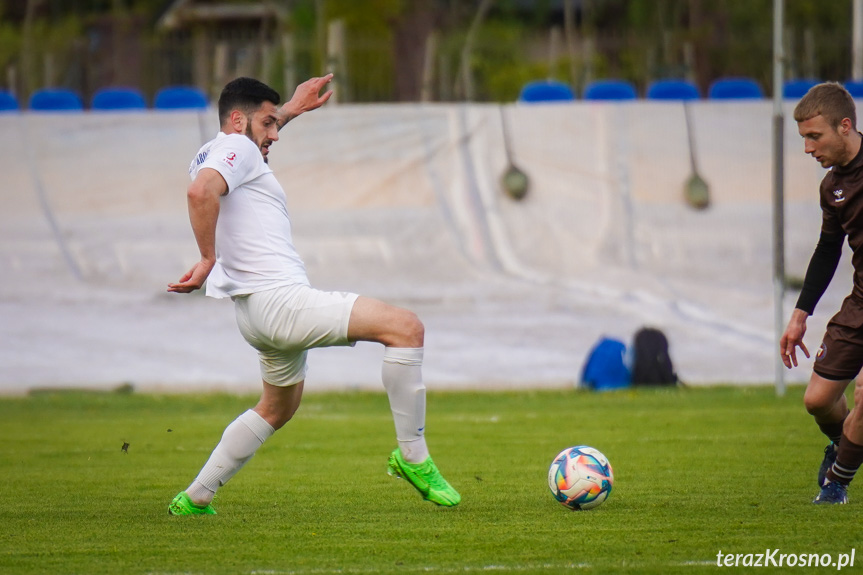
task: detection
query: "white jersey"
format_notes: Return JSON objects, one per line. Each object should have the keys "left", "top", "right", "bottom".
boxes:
{"left": 189, "top": 132, "right": 309, "bottom": 298}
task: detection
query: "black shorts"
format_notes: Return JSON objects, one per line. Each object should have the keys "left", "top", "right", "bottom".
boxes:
{"left": 814, "top": 297, "right": 863, "bottom": 381}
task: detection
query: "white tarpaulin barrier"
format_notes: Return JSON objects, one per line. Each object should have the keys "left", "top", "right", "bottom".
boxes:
{"left": 0, "top": 102, "right": 848, "bottom": 393}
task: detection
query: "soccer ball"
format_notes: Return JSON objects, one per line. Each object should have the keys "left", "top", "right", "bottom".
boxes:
{"left": 547, "top": 446, "right": 613, "bottom": 510}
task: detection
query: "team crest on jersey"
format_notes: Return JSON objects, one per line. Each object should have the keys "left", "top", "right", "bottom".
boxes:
{"left": 816, "top": 342, "right": 827, "bottom": 362}
{"left": 833, "top": 189, "right": 846, "bottom": 203}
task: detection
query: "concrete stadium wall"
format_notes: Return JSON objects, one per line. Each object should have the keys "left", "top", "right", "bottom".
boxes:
{"left": 0, "top": 102, "right": 846, "bottom": 393}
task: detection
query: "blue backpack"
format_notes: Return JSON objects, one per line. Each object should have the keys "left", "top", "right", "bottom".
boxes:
{"left": 580, "top": 337, "right": 631, "bottom": 391}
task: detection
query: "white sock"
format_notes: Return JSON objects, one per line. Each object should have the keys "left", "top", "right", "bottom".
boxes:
{"left": 185, "top": 409, "right": 275, "bottom": 505}
{"left": 382, "top": 347, "right": 430, "bottom": 464}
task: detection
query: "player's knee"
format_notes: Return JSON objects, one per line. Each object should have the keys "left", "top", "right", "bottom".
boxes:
{"left": 804, "top": 386, "right": 836, "bottom": 417}
{"left": 269, "top": 405, "right": 299, "bottom": 430}
{"left": 398, "top": 311, "right": 424, "bottom": 348}
{"left": 256, "top": 401, "right": 300, "bottom": 431}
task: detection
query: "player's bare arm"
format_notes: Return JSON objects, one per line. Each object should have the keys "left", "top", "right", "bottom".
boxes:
{"left": 780, "top": 308, "right": 810, "bottom": 368}
{"left": 276, "top": 73, "right": 334, "bottom": 129}
{"left": 167, "top": 168, "right": 228, "bottom": 293}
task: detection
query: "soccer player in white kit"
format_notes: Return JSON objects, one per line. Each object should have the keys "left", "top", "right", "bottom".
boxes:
{"left": 166, "top": 74, "right": 460, "bottom": 514}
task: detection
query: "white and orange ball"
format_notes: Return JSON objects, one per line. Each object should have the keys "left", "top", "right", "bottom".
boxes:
{"left": 547, "top": 446, "right": 613, "bottom": 510}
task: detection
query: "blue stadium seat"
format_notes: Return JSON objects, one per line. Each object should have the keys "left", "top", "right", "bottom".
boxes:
{"left": 783, "top": 79, "right": 819, "bottom": 99}
{"left": 517, "top": 80, "right": 575, "bottom": 103}
{"left": 154, "top": 86, "right": 208, "bottom": 110}
{"left": 845, "top": 80, "right": 863, "bottom": 99}
{"left": 92, "top": 87, "right": 147, "bottom": 110}
{"left": 583, "top": 79, "right": 637, "bottom": 101}
{"left": 29, "top": 88, "right": 84, "bottom": 111}
{"left": 708, "top": 77, "right": 764, "bottom": 100}
{"left": 0, "top": 90, "right": 18, "bottom": 112}
{"left": 646, "top": 79, "right": 700, "bottom": 101}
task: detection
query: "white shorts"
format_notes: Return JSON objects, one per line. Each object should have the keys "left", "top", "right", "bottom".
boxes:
{"left": 233, "top": 284, "right": 359, "bottom": 387}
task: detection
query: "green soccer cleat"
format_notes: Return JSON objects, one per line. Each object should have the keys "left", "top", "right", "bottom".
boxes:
{"left": 168, "top": 491, "right": 217, "bottom": 516}
{"left": 387, "top": 448, "right": 461, "bottom": 507}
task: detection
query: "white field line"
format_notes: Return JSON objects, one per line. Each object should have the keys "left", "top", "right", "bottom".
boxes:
{"left": 247, "top": 566, "right": 591, "bottom": 574}
{"left": 148, "top": 559, "right": 725, "bottom": 575}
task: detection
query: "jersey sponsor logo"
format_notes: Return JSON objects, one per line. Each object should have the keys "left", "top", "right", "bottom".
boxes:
{"left": 221, "top": 151, "right": 238, "bottom": 169}
{"left": 833, "top": 189, "right": 846, "bottom": 203}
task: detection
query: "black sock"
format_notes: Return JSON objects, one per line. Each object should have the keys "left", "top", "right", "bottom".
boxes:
{"left": 818, "top": 418, "right": 846, "bottom": 446}
{"left": 826, "top": 434, "right": 863, "bottom": 485}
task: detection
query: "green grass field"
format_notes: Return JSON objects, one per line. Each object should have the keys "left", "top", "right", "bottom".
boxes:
{"left": 0, "top": 386, "right": 859, "bottom": 575}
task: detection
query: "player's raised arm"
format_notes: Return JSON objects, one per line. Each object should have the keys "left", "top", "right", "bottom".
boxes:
{"left": 168, "top": 168, "right": 228, "bottom": 293}
{"left": 276, "top": 73, "right": 334, "bottom": 129}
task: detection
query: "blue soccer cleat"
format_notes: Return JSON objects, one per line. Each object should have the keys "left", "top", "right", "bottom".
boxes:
{"left": 813, "top": 480, "right": 848, "bottom": 505}
{"left": 818, "top": 443, "right": 838, "bottom": 488}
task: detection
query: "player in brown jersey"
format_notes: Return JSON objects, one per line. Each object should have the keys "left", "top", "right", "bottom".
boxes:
{"left": 780, "top": 82, "right": 863, "bottom": 504}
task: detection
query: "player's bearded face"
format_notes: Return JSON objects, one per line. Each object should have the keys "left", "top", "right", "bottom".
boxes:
{"left": 244, "top": 104, "right": 279, "bottom": 164}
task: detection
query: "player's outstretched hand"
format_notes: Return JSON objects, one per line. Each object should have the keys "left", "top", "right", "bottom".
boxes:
{"left": 282, "top": 73, "right": 334, "bottom": 120}
{"left": 779, "top": 309, "right": 810, "bottom": 368}
{"left": 167, "top": 259, "right": 214, "bottom": 294}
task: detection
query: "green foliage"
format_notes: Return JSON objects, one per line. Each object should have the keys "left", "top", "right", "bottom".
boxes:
{"left": 30, "top": 14, "right": 84, "bottom": 56}
{"left": 466, "top": 20, "right": 532, "bottom": 101}
{"left": 1, "top": 1, "right": 860, "bottom": 101}
{"left": 0, "top": 386, "right": 858, "bottom": 574}
{"left": 0, "top": 20, "right": 20, "bottom": 72}
{"left": 327, "top": 0, "right": 401, "bottom": 33}
{"left": 15, "top": 14, "right": 85, "bottom": 91}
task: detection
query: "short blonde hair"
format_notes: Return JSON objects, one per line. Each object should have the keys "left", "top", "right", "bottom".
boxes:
{"left": 794, "top": 82, "right": 856, "bottom": 129}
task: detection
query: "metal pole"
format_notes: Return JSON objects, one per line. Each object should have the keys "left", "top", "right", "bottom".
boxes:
{"left": 773, "top": 0, "right": 786, "bottom": 396}
{"left": 854, "top": 0, "right": 863, "bottom": 80}
{"left": 326, "top": 19, "right": 344, "bottom": 104}
{"left": 458, "top": 0, "right": 494, "bottom": 101}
